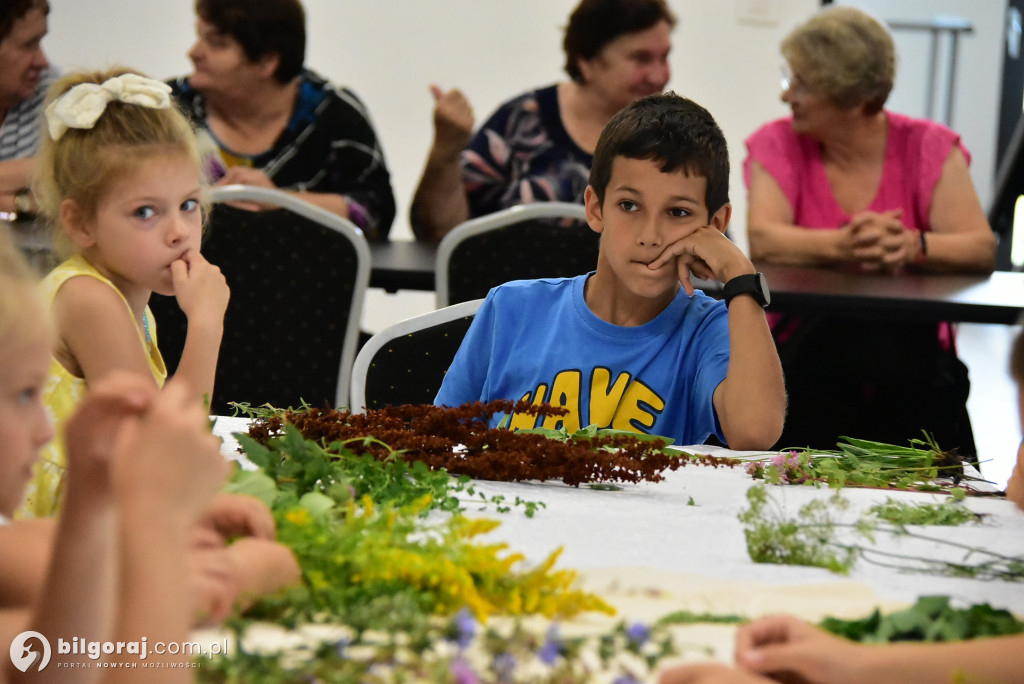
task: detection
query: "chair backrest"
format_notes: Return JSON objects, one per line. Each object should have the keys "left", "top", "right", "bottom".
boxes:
{"left": 349, "top": 298, "right": 483, "bottom": 412}
{"left": 149, "top": 184, "right": 369, "bottom": 413}
{"left": 435, "top": 202, "right": 594, "bottom": 307}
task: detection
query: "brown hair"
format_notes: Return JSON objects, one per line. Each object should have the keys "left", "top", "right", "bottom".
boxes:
{"left": 781, "top": 5, "right": 895, "bottom": 114}
{"left": 589, "top": 92, "right": 730, "bottom": 217}
{"left": 32, "top": 67, "right": 207, "bottom": 256}
{"left": 196, "top": 0, "right": 305, "bottom": 83}
{"left": 0, "top": 0, "right": 48, "bottom": 44}
{"left": 563, "top": 0, "right": 676, "bottom": 84}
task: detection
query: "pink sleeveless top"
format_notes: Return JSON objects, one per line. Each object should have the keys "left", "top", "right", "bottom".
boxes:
{"left": 743, "top": 111, "right": 968, "bottom": 346}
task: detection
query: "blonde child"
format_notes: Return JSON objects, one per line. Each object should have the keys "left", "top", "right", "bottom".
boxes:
{"left": 24, "top": 67, "right": 230, "bottom": 516}
{"left": 0, "top": 228, "right": 223, "bottom": 683}
{"left": 0, "top": 230, "right": 298, "bottom": 681}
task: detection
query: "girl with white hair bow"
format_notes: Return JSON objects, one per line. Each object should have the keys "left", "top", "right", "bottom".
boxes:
{"left": 22, "top": 68, "right": 230, "bottom": 518}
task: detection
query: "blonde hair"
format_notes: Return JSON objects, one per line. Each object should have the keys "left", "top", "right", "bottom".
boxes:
{"left": 0, "top": 230, "right": 47, "bottom": 345}
{"left": 781, "top": 6, "right": 895, "bottom": 114}
{"left": 32, "top": 67, "right": 208, "bottom": 256}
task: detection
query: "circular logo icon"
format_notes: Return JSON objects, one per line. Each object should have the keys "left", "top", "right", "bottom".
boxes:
{"left": 10, "top": 631, "right": 51, "bottom": 672}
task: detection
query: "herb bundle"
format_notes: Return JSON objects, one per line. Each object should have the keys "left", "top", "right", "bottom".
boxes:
{"left": 747, "top": 434, "right": 978, "bottom": 491}
{"left": 739, "top": 485, "right": 1023, "bottom": 580}
{"left": 239, "top": 400, "right": 742, "bottom": 487}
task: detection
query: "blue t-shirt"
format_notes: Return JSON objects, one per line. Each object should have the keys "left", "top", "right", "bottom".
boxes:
{"left": 435, "top": 274, "right": 730, "bottom": 445}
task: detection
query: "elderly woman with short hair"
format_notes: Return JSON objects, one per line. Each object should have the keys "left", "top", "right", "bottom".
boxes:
{"left": 170, "top": 0, "right": 396, "bottom": 240}
{"left": 745, "top": 5, "right": 995, "bottom": 272}
{"left": 744, "top": 6, "right": 996, "bottom": 454}
{"left": 411, "top": 0, "right": 676, "bottom": 242}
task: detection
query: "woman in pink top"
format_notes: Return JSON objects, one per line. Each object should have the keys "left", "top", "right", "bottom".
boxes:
{"left": 743, "top": 6, "right": 996, "bottom": 454}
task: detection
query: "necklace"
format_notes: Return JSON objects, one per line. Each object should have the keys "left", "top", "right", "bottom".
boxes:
{"left": 141, "top": 310, "right": 153, "bottom": 352}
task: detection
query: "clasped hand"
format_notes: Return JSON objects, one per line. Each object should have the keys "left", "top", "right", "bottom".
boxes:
{"left": 842, "top": 209, "right": 918, "bottom": 271}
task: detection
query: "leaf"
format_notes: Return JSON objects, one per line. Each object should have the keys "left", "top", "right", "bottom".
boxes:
{"left": 236, "top": 433, "right": 273, "bottom": 470}
{"left": 298, "top": 491, "right": 336, "bottom": 518}
{"left": 225, "top": 470, "right": 279, "bottom": 508}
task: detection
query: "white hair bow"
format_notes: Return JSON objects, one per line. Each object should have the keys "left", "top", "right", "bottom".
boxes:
{"left": 45, "top": 73, "right": 173, "bottom": 141}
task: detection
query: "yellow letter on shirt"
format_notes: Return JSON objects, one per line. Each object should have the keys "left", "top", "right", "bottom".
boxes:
{"left": 540, "top": 370, "right": 582, "bottom": 432}
{"left": 589, "top": 367, "right": 631, "bottom": 428}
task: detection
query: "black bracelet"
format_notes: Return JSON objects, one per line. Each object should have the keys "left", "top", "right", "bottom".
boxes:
{"left": 918, "top": 231, "right": 928, "bottom": 259}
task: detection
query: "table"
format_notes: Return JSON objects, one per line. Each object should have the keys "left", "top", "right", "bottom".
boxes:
{"left": 213, "top": 415, "right": 1024, "bottom": 620}
{"left": 369, "top": 240, "right": 436, "bottom": 292}
{"left": 757, "top": 263, "right": 1024, "bottom": 324}
{"left": 367, "top": 240, "right": 1024, "bottom": 325}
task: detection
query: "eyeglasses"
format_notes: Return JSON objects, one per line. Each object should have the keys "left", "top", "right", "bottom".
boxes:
{"left": 779, "top": 63, "right": 811, "bottom": 96}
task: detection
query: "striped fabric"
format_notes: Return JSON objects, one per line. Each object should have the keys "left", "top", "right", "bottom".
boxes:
{"left": 0, "top": 67, "right": 57, "bottom": 161}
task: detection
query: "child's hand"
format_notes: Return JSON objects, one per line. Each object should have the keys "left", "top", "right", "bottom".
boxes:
{"left": 62, "top": 372, "right": 157, "bottom": 504}
{"left": 1006, "top": 441, "right": 1024, "bottom": 512}
{"left": 658, "top": 663, "right": 774, "bottom": 684}
{"left": 647, "top": 225, "right": 755, "bottom": 296}
{"left": 733, "top": 614, "right": 861, "bottom": 684}
{"left": 198, "top": 493, "right": 277, "bottom": 541}
{"left": 171, "top": 248, "right": 230, "bottom": 325}
{"left": 110, "top": 377, "right": 228, "bottom": 526}
{"left": 186, "top": 527, "right": 241, "bottom": 625}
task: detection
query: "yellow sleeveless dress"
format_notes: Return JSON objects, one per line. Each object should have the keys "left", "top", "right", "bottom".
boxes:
{"left": 20, "top": 255, "right": 168, "bottom": 518}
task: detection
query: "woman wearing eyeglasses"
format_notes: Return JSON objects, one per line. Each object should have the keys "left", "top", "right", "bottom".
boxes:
{"left": 743, "top": 6, "right": 996, "bottom": 453}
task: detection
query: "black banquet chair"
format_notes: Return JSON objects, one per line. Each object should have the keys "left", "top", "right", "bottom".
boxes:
{"left": 149, "top": 185, "right": 370, "bottom": 413}
{"left": 349, "top": 298, "right": 483, "bottom": 412}
{"left": 435, "top": 202, "right": 594, "bottom": 307}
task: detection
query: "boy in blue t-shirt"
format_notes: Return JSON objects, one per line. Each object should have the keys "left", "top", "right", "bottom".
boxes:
{"left": 435, "top": 93, "right": 785, "bottom": 449}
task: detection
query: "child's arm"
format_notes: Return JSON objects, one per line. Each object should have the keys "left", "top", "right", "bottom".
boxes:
{"left": 1007, "top": 440, "right": 1024, "bottom": 511}
{"left": 649, "top": 224, "right": 785, "bottom": 450}
{"left": 0, "top": 520, "right": 55, "bottom": 609}
{"left": 732, "top": 614, "right": 1024, "bottom": 684}
{"left": 53, "top": 276, "right": 163, "bottom": 388}
{"left": 103, "top": 377, "right": 228, "bottom": 683}
{"left": 8, "top": 373, "right": 155, "bottom": 682}
{"left": 170, "top": 248, "right": 229, "bottom": 401}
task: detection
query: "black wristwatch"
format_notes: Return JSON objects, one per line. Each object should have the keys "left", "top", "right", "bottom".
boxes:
{"left": 722, "top": 272, "right": 770, "bottom": 308}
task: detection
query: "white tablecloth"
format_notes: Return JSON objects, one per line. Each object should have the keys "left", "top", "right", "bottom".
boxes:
{"left": 212, "top": 416, "right": 1024, "bottom": 620}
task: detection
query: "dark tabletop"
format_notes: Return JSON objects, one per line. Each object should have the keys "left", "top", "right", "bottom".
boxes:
{"left": 367, "top": 241, "right": 1024, "bottom": 325}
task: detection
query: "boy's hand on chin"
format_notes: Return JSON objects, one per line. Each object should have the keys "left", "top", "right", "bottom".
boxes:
{"left": 647, "top": 225, "right": 754, "bottom": 295}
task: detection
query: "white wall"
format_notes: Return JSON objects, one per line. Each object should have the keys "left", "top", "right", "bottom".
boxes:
{"left": 44, "top": 0, "right": 826, "bottom": 247}
{"left": 43, "top": 1, "right": 1004, "bottom": 328}
{"left": 837, "top": 0, "right": 1007, "bottom": 212}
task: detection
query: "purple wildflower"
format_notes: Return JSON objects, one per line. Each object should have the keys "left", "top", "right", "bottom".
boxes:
{"left": 613, "top": 676, "right": 643, "bottom": 684}
{"left": 537, "top": 624, "right": 562, "bottom": 664}
{"left": 625, "top": 622, "right": 650, "bottom": 647}
{"left": 493, "top": 652, "right": 517, "bottom": 682}
{"left": 450, "top": 657, "right": 481, "bottom": 684}
{"left": 453, "top": 608, "right": 477, "bottom": 650}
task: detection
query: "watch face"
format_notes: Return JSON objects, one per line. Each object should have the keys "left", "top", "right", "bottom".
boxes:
{"left": 757, "top": 272, "right": 771, "bottom": 307}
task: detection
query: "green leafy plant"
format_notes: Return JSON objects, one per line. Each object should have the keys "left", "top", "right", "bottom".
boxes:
{"left": 747, "top": 434, "right": 982, "bottom": 491}
{"left": 739, "top": 485, "right": 1024, "bottom": 581}
{"left": 867, "top": 489, "right": 983, "bottom": 527}
{"left": 820, "top": 595, "right": 1024, "bottom": 643}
